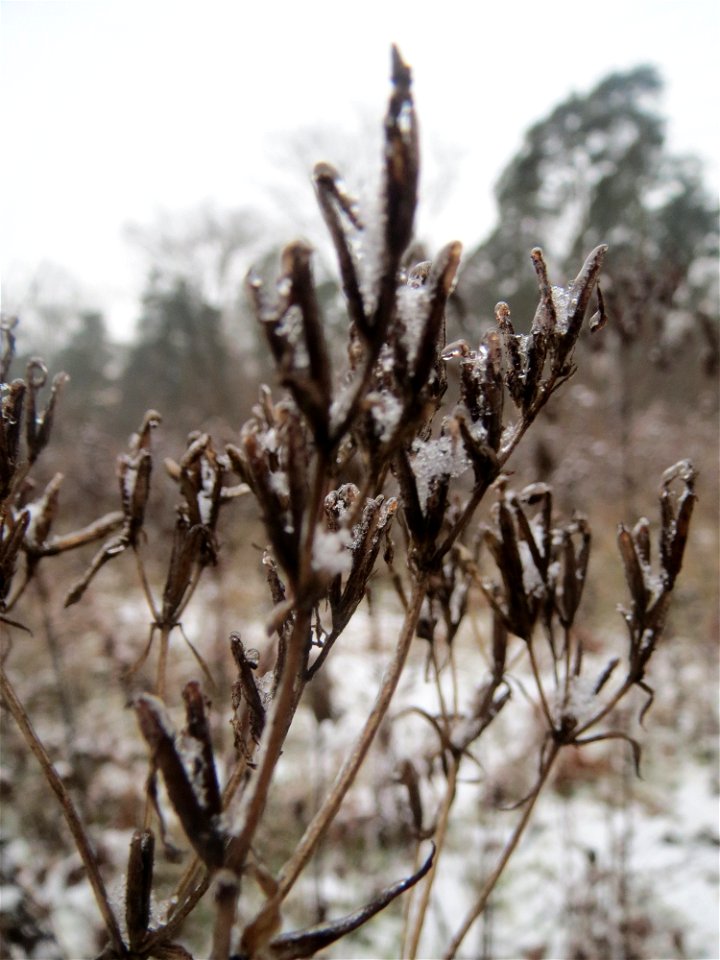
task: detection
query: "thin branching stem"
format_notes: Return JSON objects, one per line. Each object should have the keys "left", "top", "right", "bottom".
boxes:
{"left": 299, "top": 452, "right": 331, "bottom": 583}
{"left": 145, "top": 874, "right": 212, "bottom": 953}
{"left": 5, "top": 566, "right": 30, "bottom": 609}
{"left": 225, "top": 605, "right": 313, "bottom": 875}
{"left": 406, "top": 753, "right": 459, "bottom": 959}
{"left": 429, "top": 643, "right": 451, "bottom": 731}
{"left": 443, "top": 740, "right": 561, "bottom": 960}
{"left": 527, "top": 639, "right": 555, "bottom": 730}
{"left": 272, "top": 577, "right": 428, "bottom": 905}
{"left": 574, "top": 678, "right": 634, "bottom": 738}
{"left": 0, "top": 663, "right": 126, "bottom": 956}
{"left": 154, "top": 622, "right": 173, "bottom": 700}
{"left": 562, "top": 623, "right": 573, "bottom": 707}
{"left": 133, "top": 543, "right": 159, "bottom": 622}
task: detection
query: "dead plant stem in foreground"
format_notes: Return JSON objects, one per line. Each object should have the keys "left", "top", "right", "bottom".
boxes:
{"left": 247, "top": 576, "right": 429, "bottom": 938}
{"left": 0, "top": 663, "right": 125, "bottom": 955}
{"left": 404, "top": 753, "right": 460, "bottom": 959}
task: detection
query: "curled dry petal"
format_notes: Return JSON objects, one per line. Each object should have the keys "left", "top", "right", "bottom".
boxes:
{"left": 261, "top": 845, "right": 435, "bottom": 960}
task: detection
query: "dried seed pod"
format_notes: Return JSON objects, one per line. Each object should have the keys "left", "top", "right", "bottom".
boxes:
{"left": 125, "top": 829, "right": 155, "bottom": 950}
{"left": 263, "top": 551, "right": 287, "bottom": 609}
{"left": 478, "top": 330, "right": 504, "bottom": 451}
{"left": 482, "top": 499, "right": 535, "bottom": 641}
{"left": 256, "top": 241, "right": 334, "bottom": 448}
{"left": 529, "top": 247, "right": 557, "bottom": 336}
{"left": 284, "top": 409, "right": 309, "bottom": 545}
{"left": 0, "top": 379, "right": 26, "bottom": 497}
{"left": 313, "top": 162, "right": 363, "bottom": 230}
{"left": 0, "top": 509, "right": 30, "bottom": 608}
{"left": 287, "top": 242, "right": 331, "bottom": 403}
{"left": 119, "top": 450, "right": 153, "bottom": 545}
{"left": 558, "top": 531, "right": 578, "bottom": 629}
{"left": 225, "top": 442, "right": 250, "bottom": 486}
{"left": 24, "top": 359, "right": 48, "bottom": 453}
{"left": 457, "top": 414, "right": 498, "bottom": 489}
{"left": 164, "top": 457, "right": 182, "bottom": 482}
{"left": 393, "top": 446, "right": 424, "bottom": 544}
{"left": 24, "top": 472, "right": 63, "bottom": 551}
{"left": 495, "top": 302, "right": 525, "bottom": 408}
{"left": 520, "top": 483, "right": 553, "bottom": 573}
{"left": 324, "top": 484, "right": 360, "bottom": 532}
{"left": 182, "top": 681, "right": 222, "bottom": 819}
{"left": 334, "top": 496, "right": 397, "bottom": 631}
{"left": 161, "top": 519, "right": 205, "bottom": 622}
{"left": 555, "top": 244, "right": 608, "bottom": 367}
{"left": 522, "top": 330, "right": 547, "bottom": 410}
{"left": 588, "top": 284, "right": 608, "bottom": 333}
{"left": 571, "top": 515, "right": 591, "bottom": 617}
{"left": 523, "top": 249, "right": 558, "bottom": 407}
{"left": 130, "top": 409, "right": 162, "bottom": 452}
{"left": 230, "top": 635, "right": 267, "bottom": 759}
{"left": 410, "top": 242, "right": 462, "bottom": 391}
{"left": 25, "top": 361, "right": 68, "bottom": 464}
{"left": 135, "top": 693, "right": 225, "bottom": 869}
{"left": 313, "top": 162, "right": 368, "bottom": 337}
{"left": 618, "top": 523, "right": 648, "bottom": 618}
{"left": 632, "top": 516, "right": 651, "bottom": 567}
{"left": 491, "top": 607, "right": 508, "bottom": 679}
{"left": 383, "top": 45, "right": 419, "bottom": 267}
{"left": 239, "top": 423, "right": 299, "bottom": 581}
{"left": 659, "top": 459, "right": 696, "bottom": 589}
{"left": 510, "top": 493, "right": 547, "bottom": 581}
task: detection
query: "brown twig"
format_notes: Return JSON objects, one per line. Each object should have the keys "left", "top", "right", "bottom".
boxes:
{"left": 0, "top": 662, "right": 126, "bottom": 956}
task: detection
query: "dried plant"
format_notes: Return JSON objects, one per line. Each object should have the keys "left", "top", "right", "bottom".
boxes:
{"left": 0, "top": 48, "right": 698, "bottom": 960}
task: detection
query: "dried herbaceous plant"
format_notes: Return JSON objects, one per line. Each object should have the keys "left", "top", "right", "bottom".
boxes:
{"left": 0, "top": 46, "right": 696, "bottom": 960}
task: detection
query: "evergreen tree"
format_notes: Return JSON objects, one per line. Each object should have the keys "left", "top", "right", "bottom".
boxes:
{"left": 458, "top": 66, "right": 718, "bottom": 341}
{"left": 54, "top": 311, "right": 114, "bottom": 412}
{"left": 119, "top": 276, "right": 239, "bottom": 434}
{"left": 456, "top": 66, "right": 718, "bottom": 512}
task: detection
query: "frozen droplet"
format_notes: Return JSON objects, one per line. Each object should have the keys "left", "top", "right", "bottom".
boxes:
{"left": 277, "top": 277, "right": 292, "bottom": 297}
{"left": 441, "top": 339, "right": 471, "bottom": 360}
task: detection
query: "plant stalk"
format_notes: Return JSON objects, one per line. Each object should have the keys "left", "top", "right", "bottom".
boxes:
{"left": 0, "top": 663, "right": 126, "bottom": 955}
{"left": 443, "top": 740, "right": 561, "bottom": 960}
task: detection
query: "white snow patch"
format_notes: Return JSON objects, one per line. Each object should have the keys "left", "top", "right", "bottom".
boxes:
{"left": 312, "top": 528, "right": 353, "bottom": 576}
{"left": 411, "top": 434, "right": 471, "bottom": 509}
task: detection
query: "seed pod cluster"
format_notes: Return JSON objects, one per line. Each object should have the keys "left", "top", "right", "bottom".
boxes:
{"left": 618, "top": 459, "right": 697, "bottom": 685}
{"left": 495, "top": 245, "right": 607, "bottom": 417}
{"left": 24, "top": 359, "right": 69, "bottom": 465}
{"left": 135, "top": 682, "right": 225, "bottom": 869}
{"left": 64, "top": 411, "right": 161, "bottom": 606}
{"left": 1, "top": 344, "right": 119, "bottom": 617}
{"left": 227, "top": 389, "right": 309, "bottom": 587}
{"left": 481, "top": 482, "right": 591, "bottom": 642}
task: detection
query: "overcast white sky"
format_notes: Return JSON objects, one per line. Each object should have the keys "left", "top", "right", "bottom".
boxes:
{"left": 2, "top": 0, "right": 718, "bottom": 338}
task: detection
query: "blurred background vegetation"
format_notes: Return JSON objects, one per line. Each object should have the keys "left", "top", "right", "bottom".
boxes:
{"left": 7, "top": 66, "right": 717, "bottom": 520}
{"left": 2, "top": 62, "right": 718, "bottom": 960}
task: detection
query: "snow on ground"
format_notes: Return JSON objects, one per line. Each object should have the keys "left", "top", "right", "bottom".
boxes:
{"left": 1, "top": 588, "right": 717, "bottom": 959}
